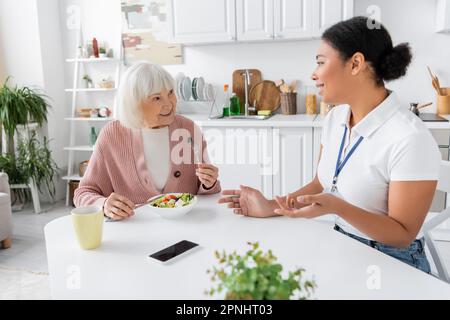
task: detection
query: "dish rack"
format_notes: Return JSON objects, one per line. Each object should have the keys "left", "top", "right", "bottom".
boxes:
{"left": 175, "top": 73, "right": 219, "bottom": 118}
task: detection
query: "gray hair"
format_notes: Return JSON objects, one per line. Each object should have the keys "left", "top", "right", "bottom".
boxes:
{"left": 117, "top": 62, "right": 175, "bottom": 129}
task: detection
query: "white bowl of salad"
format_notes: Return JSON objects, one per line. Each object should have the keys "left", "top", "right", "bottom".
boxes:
{"left": 146, "top": 193, "right": 197, "bottom": 219}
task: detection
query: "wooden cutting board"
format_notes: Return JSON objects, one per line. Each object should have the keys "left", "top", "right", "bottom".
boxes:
{"left": 232, "top": 69, "right": 262, "bottom": 113}
{"left": 249, "top": 80, "right": 281, "bottom": 111}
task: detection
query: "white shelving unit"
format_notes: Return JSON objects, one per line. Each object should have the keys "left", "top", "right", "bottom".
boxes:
{"left": 64, "top": 49, "right": 122, "bottom": 205}
{"left": 64, "top": 117, "right": 113, "bottom": 122}
{"left": 65, "top": 88, "right": 117, "bottom": 92}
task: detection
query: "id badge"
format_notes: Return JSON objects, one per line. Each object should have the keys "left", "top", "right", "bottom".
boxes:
{"left": 325, "top": 185, "right": 342, "bottom": 198}
{"left": 325, "top": 185, "right": 338, "bottom": 194}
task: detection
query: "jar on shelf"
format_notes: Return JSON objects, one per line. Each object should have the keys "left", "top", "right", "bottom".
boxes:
{"left": 305, "top": 86, "right": 318, "bottom": 115}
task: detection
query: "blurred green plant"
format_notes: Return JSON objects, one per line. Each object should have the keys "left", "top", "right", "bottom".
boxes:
{"left": 0, "top": 77, "right": 49, "bottom": 156}
{"left": 0, "top": 130, "right": 59, "bottom": 202}
{"left": 206, "top": 242, "right": 316, "bottom": 300}
{"left": 16, "top": 130, "right": 59, "bottom": 199}
{"left": 0, "top": 77, "right": 58, "bottom": 203}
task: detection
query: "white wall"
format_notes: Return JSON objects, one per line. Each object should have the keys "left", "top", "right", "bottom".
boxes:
{"left": 36, "top": 0, "right": 70, "bottom": 201}
{"left": 0, "top": 0, "right": 67, "bottom": 201}
{"left": 354, "top": 0, "right": 450, "bottom": 112}
{"left": 0, "top": 0, "right": 44, "bottom": 87}
{"left": 0, "top": 34, "right": 5, "bottom": 83}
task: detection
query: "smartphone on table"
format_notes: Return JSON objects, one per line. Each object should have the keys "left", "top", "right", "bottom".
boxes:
{"left": 148, "top": 240, "right": 200, "bottom": 264}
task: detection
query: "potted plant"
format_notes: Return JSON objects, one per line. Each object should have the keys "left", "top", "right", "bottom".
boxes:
{"left": 99, "top": 47, "right": 107, "bottom": 58}
{"left": 16, "top": 131, "right": 59, "bottom": 200}
{"left": 0, "top": 77, "right": 48, "bottom": 157}
{"left": 82, "top": 75, "right": 93, "bottom": 88}
{"left": 206, "top": 242, "right": 316, "bottom": 300}
{"left": 0, "top": 77, "right": 59, "bottom": 203}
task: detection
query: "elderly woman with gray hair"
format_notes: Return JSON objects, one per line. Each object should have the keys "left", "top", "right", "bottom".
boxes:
{"left": 74, "top": 62, "right": 221, "bottom": 220}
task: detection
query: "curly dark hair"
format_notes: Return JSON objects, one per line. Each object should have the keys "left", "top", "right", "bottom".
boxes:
{"left": 322, "top": 16, "right": 412, "bottom": 85}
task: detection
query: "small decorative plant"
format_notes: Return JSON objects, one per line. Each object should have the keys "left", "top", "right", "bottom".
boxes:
{"left": 99, "top": 47, "right": 107, "bottom": 58}
{"left": 206, "top": 242, "right": 316, "bottom": 300}
{"left": 82, "top": 75, "right": 93, "bottom": 88}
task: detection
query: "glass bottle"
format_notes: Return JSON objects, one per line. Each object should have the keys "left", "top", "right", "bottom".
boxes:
{"left": 90, "top": 127, "right": 98, "bottom": 146}
{"left": 230, "top": 93, "right": 241, "bottom": 116}
{"left": 222, "top": 84, "right": 230, "bottom": 117}
{"left": 92, "top": 38, "right": 99, "bottom": 58}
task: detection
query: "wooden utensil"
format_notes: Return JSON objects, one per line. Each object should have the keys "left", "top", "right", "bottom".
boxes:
{"left": 427, "top": 66, "right": 444, "bottom": 95}
{"left": 280, "top": 83, "right": 291, "bottom": 93}
{"left": 275, "top": 79, "right": 284, "bottom": 87}
{"left": 249, "top": 80, "right": 281, "bottom": 111}
{"left": 232, "top": 69, "right": 262, "bottom": 113}
{"left": 418, "top": 102, "right": 432, "bottom": 110}
{"left": 289, "top": 80, "right": 298, "bottom": 93}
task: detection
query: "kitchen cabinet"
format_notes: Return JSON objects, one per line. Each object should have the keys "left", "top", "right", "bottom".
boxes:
{"left": 314, "top": 0, "right": 354, "bottom": 36}
{"left": 436, "top": 0, "right": 450, "bottom": 33}
{"left": 236, "top": 0, "right": 274, "bottom": 41}
{"left": 202, "top": 126, "right": 314, "bottom": 202}
{"left": 273, "top": 0, "right": 316, "bottom": 40}
{"left": 167, "top": 0, "right": 236, "bottom": 44}
{"left": 272, "top": 127, "right": 313, "bottom": 196}
{"left": 168, "top": 0, "right": 353, "bottom": 44}
{"left": 202, "top": 127, "right": 274, "bottom": 198}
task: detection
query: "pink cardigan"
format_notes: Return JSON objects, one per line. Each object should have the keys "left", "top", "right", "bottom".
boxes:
{"left": 74, "top": 115, "right": 221, "bottom": 207}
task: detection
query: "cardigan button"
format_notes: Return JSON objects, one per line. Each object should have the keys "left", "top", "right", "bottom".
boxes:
{"left": 174, "top": 171, "right": 181, "bottom": 178}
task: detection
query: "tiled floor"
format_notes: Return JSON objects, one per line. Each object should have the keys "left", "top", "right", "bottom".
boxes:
{"left": 0, "top": 201, "right": 70, "bottom": 273}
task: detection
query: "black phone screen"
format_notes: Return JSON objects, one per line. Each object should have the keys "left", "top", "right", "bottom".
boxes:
{"left": 149, "top": 240, "right": 199, "bottom": 262}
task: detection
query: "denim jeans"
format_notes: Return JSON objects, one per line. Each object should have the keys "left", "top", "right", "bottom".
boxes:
{"left": 334, "top": 225, "right": 431, "bottom": 274}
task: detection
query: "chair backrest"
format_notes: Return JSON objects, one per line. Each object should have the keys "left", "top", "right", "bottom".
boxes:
{"left": 0, "top": 173, "right": 11, "bottom": 197}
{"left": 423, "top": 160, "right": 450, "bottom": 282}
{"left": 437, "top": 161, "right": 450, "bottom": 194}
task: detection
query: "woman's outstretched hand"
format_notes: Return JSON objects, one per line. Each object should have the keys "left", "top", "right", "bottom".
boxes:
{"left": 217, "top": 185, "right": 278, "bottom": 218}
{"left": 274, "top": 193, "right": 344, "bottom": 218}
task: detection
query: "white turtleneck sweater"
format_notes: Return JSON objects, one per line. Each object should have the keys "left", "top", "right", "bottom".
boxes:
{"left": 141, "top": 126, "right": 170, "bottom": 192}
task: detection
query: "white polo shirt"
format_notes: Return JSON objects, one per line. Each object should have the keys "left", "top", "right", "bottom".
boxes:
{"left": 317, "top": 91, "right": 441, "bottom": 240}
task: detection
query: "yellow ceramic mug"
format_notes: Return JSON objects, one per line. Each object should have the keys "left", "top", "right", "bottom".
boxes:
{"left": 71, "top": 206, "right": 104, "bottom": 250}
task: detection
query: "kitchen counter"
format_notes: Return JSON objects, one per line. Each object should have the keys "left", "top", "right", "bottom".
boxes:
{"left": 314, "top": 114, "right": 450, "bottom": 130}
{"left": 183, "top": 113, "right": 450, "bottom": 129}
{"left": 184, "top": 114, "right": 319, "bottom": 127}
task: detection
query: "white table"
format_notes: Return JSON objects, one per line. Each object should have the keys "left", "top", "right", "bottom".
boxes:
{"left": 45, "top": 195, "right": 450, "bottom": 300}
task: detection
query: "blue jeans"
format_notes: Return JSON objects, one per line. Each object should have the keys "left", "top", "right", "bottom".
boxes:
{"left": 334, "top": 225, "right": 431, "bottom": 274}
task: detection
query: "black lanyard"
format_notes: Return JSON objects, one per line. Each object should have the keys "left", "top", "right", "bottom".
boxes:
{"left": 331, "top": 126, "right": 364, "bottom": 192}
